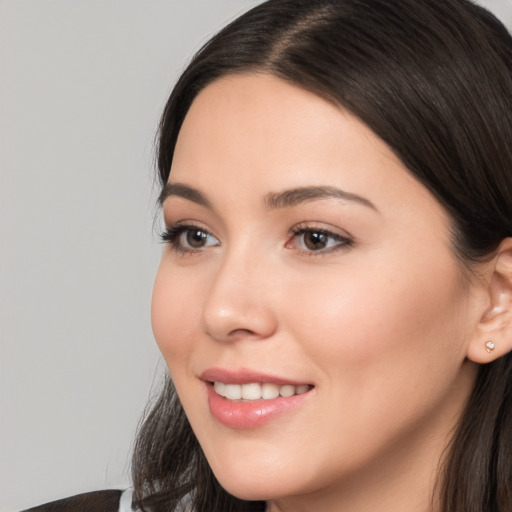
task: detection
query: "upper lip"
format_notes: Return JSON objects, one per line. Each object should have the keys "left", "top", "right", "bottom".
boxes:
{"left": 200, "top": 367, "right": 313, "bottom": 386}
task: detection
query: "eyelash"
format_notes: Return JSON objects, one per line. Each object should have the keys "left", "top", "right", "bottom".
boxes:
{"left": 160, "top": 224, "right": 218, "bottom": 254}
{"left": 160, "top": 223, "right": 354, "bottom": 256}
{"left": 288, "top": 223, "right": 354, "bottom": 256}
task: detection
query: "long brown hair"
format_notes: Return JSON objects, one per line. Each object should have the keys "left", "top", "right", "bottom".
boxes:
{"left": 132, "top": 1, "right": 512, "bottom": 510}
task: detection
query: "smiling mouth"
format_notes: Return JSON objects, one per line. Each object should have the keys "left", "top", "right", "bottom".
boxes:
{"left": 212, "top": 382, "right": 313, "bottom": 401}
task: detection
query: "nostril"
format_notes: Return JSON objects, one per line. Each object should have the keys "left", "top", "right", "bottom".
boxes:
{"left": 228, "top": 328, "right": 260, "bottom": 338}
{"left": 202, "top": 304, "right": 278, "bottom": 343}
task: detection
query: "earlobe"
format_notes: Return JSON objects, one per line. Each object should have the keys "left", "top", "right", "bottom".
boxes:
{"left": 466, "top": 238, "right": 512, "bottom": 364}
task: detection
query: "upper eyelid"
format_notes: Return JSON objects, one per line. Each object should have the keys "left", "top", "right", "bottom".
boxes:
{"left": 163, "top": 219, "right": 214, "bottom": 233}
{"left": 291, "top": 226, "right": 348, "bottom": 238}
{"left": 289, "top": 222, "right": 354, "bottom": 239}
{"left": 165, "top": 219, "right": 351, "bottom": 233}
{"left": 170, "top": 223, "right": 217, "bottom": 238}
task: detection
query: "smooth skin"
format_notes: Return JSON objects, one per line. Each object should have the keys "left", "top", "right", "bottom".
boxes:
{"left": 152, "top": 74, "right": 512, "bottom": 512}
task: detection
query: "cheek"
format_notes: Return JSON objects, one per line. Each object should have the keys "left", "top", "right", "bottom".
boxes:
{"left": 273, "top": 254, "right": 471, "bottom": 474}
{"left": 283, "top": 251, "right": 468, "bottom": 384}
{"left": 151, "top": 263, "right": 200, "bottom": 370}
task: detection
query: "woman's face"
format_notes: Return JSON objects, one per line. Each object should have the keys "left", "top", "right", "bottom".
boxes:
{"left": 152, "top": 74, "right": 479, "bottom": 508}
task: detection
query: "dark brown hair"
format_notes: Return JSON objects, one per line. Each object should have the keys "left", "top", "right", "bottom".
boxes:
{"left": 132, "top": 1, "right": 512, "bottom": 511}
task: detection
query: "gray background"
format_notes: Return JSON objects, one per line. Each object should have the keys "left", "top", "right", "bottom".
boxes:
{"left": 1, "top": 1, "right": 511, "bottom": 511}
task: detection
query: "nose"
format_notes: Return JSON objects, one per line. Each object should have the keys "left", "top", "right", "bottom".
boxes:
{"left": 201, "top": 250, "right": 278, "bottom": 343}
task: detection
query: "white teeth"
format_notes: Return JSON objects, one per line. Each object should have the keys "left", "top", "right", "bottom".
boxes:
{"left": 213, "top": 382, "right": 311, "bottom": 400}
{"left": 241, "top": 383, "right": 261, "bottom": 400}
{"left": 296, "top": 385, "right": 309, "bottom": 395}
{"left": 262, "top": 383, "right": 280, "bottom": 399}
{"left": 224, "top": 383, "right": 242, "bottom": 400}
{"left": 279, "top": 384, "right": 295, "bottom": 397}
{"left": 213, "top": 381, "right": 226, "bottom": 396}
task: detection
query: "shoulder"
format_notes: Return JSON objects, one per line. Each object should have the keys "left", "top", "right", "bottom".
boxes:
{"left": 21, "top": 489, "right": 134, "bottom": 512}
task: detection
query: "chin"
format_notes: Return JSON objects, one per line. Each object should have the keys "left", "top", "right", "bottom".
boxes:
{"left": 216, "top": 475, "right": 285, "bottom": 502}
{"left": 208, "top": 456, "right": 314, "bottom": 503}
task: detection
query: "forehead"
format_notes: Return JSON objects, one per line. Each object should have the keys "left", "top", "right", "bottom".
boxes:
{"left": 171, "top": 74, "right": 435, "bottom": 208}
{"left": 173, "top": 74, "right": 395, "bottom": 187}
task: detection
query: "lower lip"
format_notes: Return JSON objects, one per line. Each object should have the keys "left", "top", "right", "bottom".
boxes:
{"left": 206, "top": 383, "right": 313, "bottom": 429}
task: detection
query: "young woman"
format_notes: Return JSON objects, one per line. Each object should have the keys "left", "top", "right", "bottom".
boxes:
{"left": 133, "top": 0, "right": 512, "bottom": 510}
{"left": 26, "top": 0, "right": 512, "bottom": 511}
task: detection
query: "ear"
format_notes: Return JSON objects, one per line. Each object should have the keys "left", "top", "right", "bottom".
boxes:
{"left": 466, "top": 238, "right": 512, "bottom": 364}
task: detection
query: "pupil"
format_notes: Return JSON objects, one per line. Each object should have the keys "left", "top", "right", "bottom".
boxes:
{"left": 305, "top": 232, "right": 327, "bottom": 250}
{"left": 187, "top": 229, "right": 206, "bottom": 248}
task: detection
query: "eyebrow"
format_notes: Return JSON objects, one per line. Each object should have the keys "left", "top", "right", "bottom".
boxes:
{"left": 264, "top": 186, "right": 377, "bottom": 211}
{"left": 159, "top": 182, "right": 377, "bottom": 211}
{"left": 159, "top": 183, "right": 211, "bottom": 208}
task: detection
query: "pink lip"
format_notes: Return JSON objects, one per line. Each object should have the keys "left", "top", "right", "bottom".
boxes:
{"left": 200, "top": 367, "right": 311, "bottom": 386}
{"left": 200, "top": 368, "right": 314, "bottom": 429}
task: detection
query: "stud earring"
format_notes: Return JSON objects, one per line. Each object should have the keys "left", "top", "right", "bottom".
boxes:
{"left": 485, "top": 340, "right": 495, "bottom": 353}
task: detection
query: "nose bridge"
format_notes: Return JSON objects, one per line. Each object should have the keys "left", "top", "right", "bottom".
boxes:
{"left": 201, "top": 238, "right": 277, "bottom": 342}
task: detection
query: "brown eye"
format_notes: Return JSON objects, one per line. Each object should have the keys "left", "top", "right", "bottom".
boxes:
{"left": 161, "top": 224, "right": 220, "bottom": 253}
{"left": 289, "top": 227, "right": 352, "bottom": 254}
{"left": 303, "top": 231, "right": 329, "bottom": 250}
{"left": 185, "top": 229, "right": 209, "bottom": 248}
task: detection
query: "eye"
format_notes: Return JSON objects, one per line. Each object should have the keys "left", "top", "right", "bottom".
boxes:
{"left": 179, "top": 228, "right": 216, "bottom": 249}
{"left": 161, "top": 224, "right": 220, "bottom": 253}
{"left": 288, "top": 224, "right": 353, "bottom": 254}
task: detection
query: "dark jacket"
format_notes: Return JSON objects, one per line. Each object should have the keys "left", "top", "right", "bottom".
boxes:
{"left": 22, "top": 490, "right": 123, "bottom": 512}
